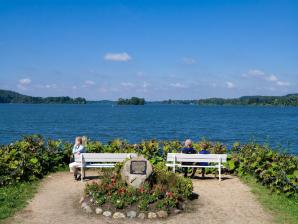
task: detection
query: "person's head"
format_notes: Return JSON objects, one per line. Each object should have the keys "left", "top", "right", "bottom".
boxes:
{"left": 75, "top": 136, "right": 83, "bottom": 145}
{"left": 184, "top": 139, "right": 192, "bottom": 148}
{"left": 201, "top": 142, "right": 209, "bottom": 150}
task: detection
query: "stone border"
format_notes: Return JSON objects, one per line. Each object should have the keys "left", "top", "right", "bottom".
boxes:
{"left": 80, "top": 197, "right": 182, "bottom": 219}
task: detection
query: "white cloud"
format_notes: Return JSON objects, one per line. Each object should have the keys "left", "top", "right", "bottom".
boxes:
{"left": 45, "top": 84, "right": 57, "bottom": 89}
{"left": 243, "top": 69, "right": 291, "bottom": 87}
{"left": 226, "top": 81, "right": 235, "bottom": 89}
{"left": 85, "top": 80, "right": 95, "bottom": 85}
{"left": 182, "top": 57, "right": 196, "bottom": 64}
{"left": 104, "top": 52, "right": 132, "bottom": 62}
{"left": 170, "top": 82, "right": 187, "bottom": 88}
{"left": 72, "top": 85, "right": 78, "bottom": 90}
{"left": 121, "top": 82, "right": 135, "bottom": 88}
{"left": 266, "top": 75, "right": 278, "bottom": 82}
{"left": 19, "top": 78, "right": 31, "bottom": 85}
{"left": 276, "top": 81, "right": 290, "bottom": 86}
{"left": 243, "top": 69, "right": 265, "bottom": 77}
{"left": 17, "top": 78, "right": 31, "bottom": 90}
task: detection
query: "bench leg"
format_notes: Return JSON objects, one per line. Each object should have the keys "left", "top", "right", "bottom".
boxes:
{"left": 81, "top": 166, "right": 84, "bottom": 182}
{"left": 218, "top": 165, "right": 221, "bottom": 181}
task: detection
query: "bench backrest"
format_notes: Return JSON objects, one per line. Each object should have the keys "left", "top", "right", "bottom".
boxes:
{"left": 75, "top": 153, "right": 138, "bottom": 163}
{"left": 166, "top": 153, "right": 227, "bottom": 163}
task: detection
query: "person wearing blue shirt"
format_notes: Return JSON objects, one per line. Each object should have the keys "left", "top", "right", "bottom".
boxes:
{"left": 181, "top": 139, "right": 197, "bottom": 178}
{"left": 199, "top": 143, "right": 210, "bottom": 178}
{"left": 69, "top": 136, "right": 85, "bottom": 180}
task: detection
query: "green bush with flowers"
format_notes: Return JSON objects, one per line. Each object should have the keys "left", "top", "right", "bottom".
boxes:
{"left": 85, "top": 162, "right": 193, "bottom": 212}
{"left": 1, "top": 135, "right": 297, "bottom": 199}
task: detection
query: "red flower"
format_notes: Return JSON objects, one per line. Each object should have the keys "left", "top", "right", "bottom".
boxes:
{"left": 139, "top": 187, "right": 145, "bottom": 193}
{"left": 166, "top": 191, "right": 174, "bottom": 198}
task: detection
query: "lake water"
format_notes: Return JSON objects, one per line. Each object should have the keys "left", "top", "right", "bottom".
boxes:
{"left": 0, "top": 104, "right": 297, "bottom": 154}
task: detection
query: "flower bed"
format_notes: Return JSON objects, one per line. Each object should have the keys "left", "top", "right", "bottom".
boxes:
{"left": 82, "top": 163, "right": 193, "bottom": 219}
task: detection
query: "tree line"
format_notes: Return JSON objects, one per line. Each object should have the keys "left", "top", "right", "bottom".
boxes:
{"left": 0, "top": 89, "right": 86, "bottom": 104}
{"left": 161, "top": 94, "right": 298, "bottom": 106}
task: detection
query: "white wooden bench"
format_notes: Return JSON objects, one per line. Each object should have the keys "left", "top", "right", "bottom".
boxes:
{"left": 75, "top": 153, "right": 137, "bottom": 181}
{"left": 166, "top": 153, "right": 227, "bottom": 181}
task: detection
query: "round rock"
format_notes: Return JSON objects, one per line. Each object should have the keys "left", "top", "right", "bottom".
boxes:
{"left": 95, "top": 207, "right": 103, "bottom": 215}
{"left": 138, "top": 213, "right": 146, "bottom": 219}
{"left": 103, "top": 211, "right": 112, "bottom": 217}
{"left": 148, "top": 212, "right": 157, "bottom": 219}
{"left": 127, "top": 210, "right": 137, "bottom": 218}
{"left": 157, "top": 210, "right": 168, "bottom": 218}
{"left": 121, "top": 156, "right": 153, "bottom": 189}
{"left": 83, "top": 205, "right": 92, "bottom": 214}
{"left": 113, "top": 212, "right": 126, "bottom": 219}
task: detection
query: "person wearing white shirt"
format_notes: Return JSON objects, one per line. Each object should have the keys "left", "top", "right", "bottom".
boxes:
{"left": 69, "top": 136, "right": 85, "bottom": 180}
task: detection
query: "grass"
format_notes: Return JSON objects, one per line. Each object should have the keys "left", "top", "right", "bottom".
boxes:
{"left": 241, "top": 175, "right": 298, "bottom": 224}
{"left": 0, "top": 182, "right": 39, "bottom": 223}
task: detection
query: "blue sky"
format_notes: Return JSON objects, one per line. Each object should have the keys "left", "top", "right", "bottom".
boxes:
{"left": 0, "top": 0, "right": 297, "bottom": 100}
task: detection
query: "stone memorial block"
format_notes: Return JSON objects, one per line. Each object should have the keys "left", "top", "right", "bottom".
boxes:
{"left": 121, "top": 156, "right": 152, "bottom": 189}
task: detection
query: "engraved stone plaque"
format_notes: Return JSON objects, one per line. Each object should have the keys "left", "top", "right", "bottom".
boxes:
{"left": 130, "top": 161, "right": 147, "bottom": 175}
{"left": 121, "top": 156, "right": 153, "bottom": 188}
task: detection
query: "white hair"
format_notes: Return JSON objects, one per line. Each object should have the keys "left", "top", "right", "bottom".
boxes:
{"left": 184, "top": 139, "right": 192, "bottom": 147}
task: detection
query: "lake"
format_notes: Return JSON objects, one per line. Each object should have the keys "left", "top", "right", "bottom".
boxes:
{"left": 0, "top": 104, "right": 297, "bottom": 154}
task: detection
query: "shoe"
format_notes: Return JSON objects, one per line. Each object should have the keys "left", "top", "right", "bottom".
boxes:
{"left": 76, "top": 174, "right": 81, "bottom": 181}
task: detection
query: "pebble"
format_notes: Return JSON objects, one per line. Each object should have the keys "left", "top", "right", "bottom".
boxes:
{"left": 95, "top": 207, "right": 103, "bottom": 215}
{"left": 84, "top": 205, "right": 92, "bottom": 214}
{"left": 81, "top": 202, "right": 87, "bottom": 209}
{"left": 157, "top": 210, "right": 168, "bottom": 218}
{"left": 138, "top": 212, "right": 146, "bottom": 219}
{"left": 148, "top": 212, "right": 157, "bottom": 219}
{"left": 173, "top": 209, "right": 182, "bottom": 214}
{"left": 103, "top": 211, "right": 112, "bottom": 217}
{"left": 113, "top": 212, "right": 126, "bottom": 219}
{"left": 127, "top": 210, "right": 137, "bottom": 218}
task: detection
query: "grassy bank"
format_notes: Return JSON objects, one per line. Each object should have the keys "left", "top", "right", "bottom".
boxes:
{"left": 0, "top": 182, "right": 39, "bottom": 223}
{"left": 241, "top": 175, "right": 298, "bottom": 224}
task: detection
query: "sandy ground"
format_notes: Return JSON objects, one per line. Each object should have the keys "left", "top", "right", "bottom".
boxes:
{"left": 6, "top": 172, "right": 273, "bottom": 224}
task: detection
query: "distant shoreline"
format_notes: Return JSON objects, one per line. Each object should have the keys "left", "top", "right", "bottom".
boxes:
{"left": 1, "top": 89, "right": 298, "bottom": 106}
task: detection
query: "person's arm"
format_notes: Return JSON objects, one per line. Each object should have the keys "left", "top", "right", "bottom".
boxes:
{"left": 78, "top": 145, "right": 85, "bottom": 153}
{"left": 72, "top": 145, "right": 84, "bottom": 154}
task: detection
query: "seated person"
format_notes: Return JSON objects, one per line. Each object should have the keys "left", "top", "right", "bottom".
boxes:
{"left": 181, "top": 139, "right": 197, "bottom": 178}
{"left": 199, "top": 142, "right": 210, "bottom": 178}
{"left": 69, "top": 136, "right": 85, "bottom": 180}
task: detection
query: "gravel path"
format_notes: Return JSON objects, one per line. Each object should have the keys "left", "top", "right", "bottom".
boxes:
{"left": 6, "top": 172, "right": 273, "bottom": 224}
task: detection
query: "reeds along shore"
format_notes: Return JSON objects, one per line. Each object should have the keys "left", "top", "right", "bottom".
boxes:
{"left": 0, "top": 135, "right": 297, "bottom": 197}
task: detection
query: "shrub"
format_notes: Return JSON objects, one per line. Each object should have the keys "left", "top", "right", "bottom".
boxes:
{"left": 228, "top": 143, "right": 298, "bottom": 197}
{"left": 0, "top": 135, "right": 71, "bottom": 186}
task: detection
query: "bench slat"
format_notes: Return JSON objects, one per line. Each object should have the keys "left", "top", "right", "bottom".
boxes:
{"left": 75, "top": 153, "right": 137, "bottom": 162}
{"left": 166, "top": 153, "right": 227, "bottom": 163}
